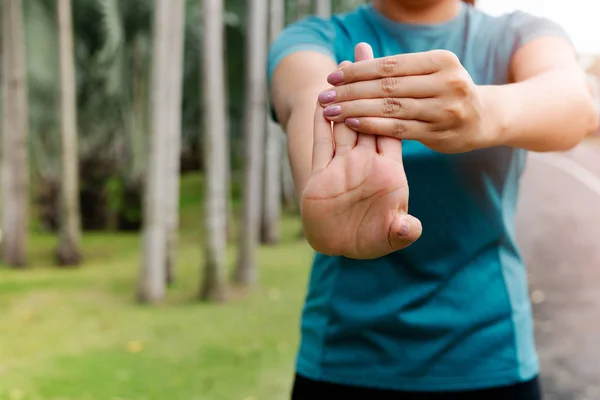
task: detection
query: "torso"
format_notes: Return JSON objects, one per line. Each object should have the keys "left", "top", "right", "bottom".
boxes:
{"left": 269, "top": 2, "right": 567, "bottom": 392}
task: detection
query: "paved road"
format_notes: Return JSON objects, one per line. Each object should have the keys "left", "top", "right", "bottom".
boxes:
{"left": 516, "top": 142, "right": 600, "bottom": 400}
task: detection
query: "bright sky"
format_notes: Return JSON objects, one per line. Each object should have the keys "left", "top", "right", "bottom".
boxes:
{"left": 478, "top": 0, "right": 600, "bottom": 55}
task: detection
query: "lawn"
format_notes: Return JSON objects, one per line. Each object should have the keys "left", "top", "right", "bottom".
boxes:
{"left": 0, "top": 175, "right": 312, "bottom": 400}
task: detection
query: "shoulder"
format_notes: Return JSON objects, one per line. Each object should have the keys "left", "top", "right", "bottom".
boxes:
{"left": 467, "top": 7, "right": 571, "bottom": 50}
{"left": 268, "top": 8, "right": 366, "bottom": 84}
{"left": 463, "top": 7, "right": 571, "bottom": 82}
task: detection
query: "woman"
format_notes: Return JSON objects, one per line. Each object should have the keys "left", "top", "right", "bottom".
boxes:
{"left": 267, "top": 1, "right": 598, "bottom": 399}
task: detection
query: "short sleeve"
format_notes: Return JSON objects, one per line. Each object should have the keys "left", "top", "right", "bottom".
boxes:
{"left": 267, "top": 16, "right": 338, "bottom": 88}
{"left": 507, "top": 11, "right": 573, "bottom": 52}
{"left": 492, "top": 11, "right": 573, "bottom": 83}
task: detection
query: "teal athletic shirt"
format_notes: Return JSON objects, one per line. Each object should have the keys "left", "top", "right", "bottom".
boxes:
{"left": 267, "top": 2, "right": 570, "bottom": 392}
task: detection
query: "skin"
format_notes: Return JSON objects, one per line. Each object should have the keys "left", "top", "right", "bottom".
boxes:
{"left": 302, "top": 45, "right": 422, "bottom": 259}
{"left": 270, "top": 0, "right": 600, "bottom": 259}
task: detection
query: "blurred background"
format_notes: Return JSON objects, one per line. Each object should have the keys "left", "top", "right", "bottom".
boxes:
{"left": 0, "top": 0, "right": 598, "bottom": 399}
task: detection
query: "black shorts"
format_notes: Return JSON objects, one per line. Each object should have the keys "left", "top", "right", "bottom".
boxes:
{"left": 291, "top": 373, "right": 542, "bottom": 400}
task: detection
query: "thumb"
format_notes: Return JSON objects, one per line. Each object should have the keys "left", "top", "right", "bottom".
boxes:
{"left": 388, "top": 213, "right": 422, "bottom": 251}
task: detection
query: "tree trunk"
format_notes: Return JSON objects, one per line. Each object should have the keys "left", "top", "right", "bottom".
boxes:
{"left": 281, "top": 138, "right": 297, "bottom": 212}
{"left": 296, "top": 0, "right": 312, "bottom": 19}
{"left": 138, "top": 0, "right": 185, "bottom": 302}
{"left": 234, "top": 0, "right": 269, "bottom": 286}
{"left": 314, "top": 0, "right": 331, "bottom": 17}
{"left": 200, "top": 0, "right": 229, "bottom": 301}
{"left": 56, "top": 0, "right": 82, "bottom": 266}
{"left": 260, "top": 0, "right": 285, "bottom": 245}
{"left": 1, "top": 0, "right": 29, "bottom": 267}
{"left": 164, "top": 0, "right": 186, "bottom": 285}
{"left": 261, "top": 120, "right": 283, "bottom": 244}
{"left": 221, "top": 29, "right": 235, "bottom": 244}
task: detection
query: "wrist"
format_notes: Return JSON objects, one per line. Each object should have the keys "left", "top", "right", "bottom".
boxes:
{"left": 475, "top": 85, "right": 508, "bottom": 149}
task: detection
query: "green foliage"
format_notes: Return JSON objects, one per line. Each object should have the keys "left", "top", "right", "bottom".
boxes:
{"left": 22, "top": 0, "right": 365, "bottom": 231}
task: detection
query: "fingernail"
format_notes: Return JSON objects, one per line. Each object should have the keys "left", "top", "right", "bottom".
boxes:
{"left": 327, "top": 71, "right": 344, "bottom": 85}
{"left": 398, "top": 220, "right": 411, "bottom": 236}
{"left": 324, "top": 105, "right": 342, "bottom": 117}
{"left": 345, "top": 118, "right": 360, "bottom": 128}
{"left": 318, "top": 90, "right": 336, "bottom": 104}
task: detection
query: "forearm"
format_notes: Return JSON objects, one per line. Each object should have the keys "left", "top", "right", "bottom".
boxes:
{"left": 481, "top": 69, "right": 599, "bottom": 152}
{"left": 270, "top": 51, "right": 338, "bottom": 197}
{"left": 284, "top": 95, "right": 320, "bottom": 197}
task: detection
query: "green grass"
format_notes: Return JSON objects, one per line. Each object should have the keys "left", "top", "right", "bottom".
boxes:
{"left": 0, "top": 175, "right": 311, "bottom": 400}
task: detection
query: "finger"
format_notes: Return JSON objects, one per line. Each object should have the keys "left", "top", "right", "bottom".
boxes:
{"left": 333, "top": 120, "right": 358, "bottom": 157}
{"left": 327, "top": 50, "right": 457, "bottom": 85}
{"left": 338, "top": 60, "right": 352, "bottom": 67}
{"left": 353, "top": 43, "right": 377, "bottom": 151}
{"left": 388, "top": 213, "right": 422, "bottom": 251}
{"left": 354, "top": 42, "right": 374, "bottom": 62}
{"left": 344, "top": 117, "right": 430, "bottom": 141}
{"left": 323, "top": 98, "right": 443, "bottom": 123}
{"left": 377, "top": 136, "right": 404, "bottom": 164}
{"left": 312, "top": 102, "right": 334, "bottom": 172}
{"left": 318, "top": 75, "right": 439, "bottom": 105}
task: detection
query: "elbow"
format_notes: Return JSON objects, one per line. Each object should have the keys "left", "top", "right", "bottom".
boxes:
{"left": 556, "top": 96, "right": 599, "bottom": 151}
{"left": 585, "top": 103, "right": 600, "bottom": 139}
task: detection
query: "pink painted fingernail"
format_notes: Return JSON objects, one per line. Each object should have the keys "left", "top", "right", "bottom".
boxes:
{"left": 318, "top": 90, "right": 336, "bottom": 104}
{"left": 327, "top": 71, "right": 344, "bottom": 85}
{"left": 398, "top": 220, "right": 411, "bottom": 236}
{"left": 345, "top": 118, "right": 360, "bottom": 128}
{"left": 324, "top": 105, "right": 342, "bottom": 117}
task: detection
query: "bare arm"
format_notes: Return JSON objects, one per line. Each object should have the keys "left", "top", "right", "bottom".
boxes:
{"left": 270, "top": 51, "right": 337, "bottom": 196}
{"left": 482, "top": 37, "right": 599, "bottom": 151}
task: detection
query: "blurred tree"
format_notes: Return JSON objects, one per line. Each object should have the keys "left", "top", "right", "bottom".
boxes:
{"left": 164, "top": 0, "right": 186, "bottom": 285}
{"left": 56, "top": 0, "right": 82, "bottom": 266}
{"left": 281, "top": 0, "right": 300, "bottom": 212}
{"left": 234, "top": 0, "right": 268, "bottom": 286}
{"left": 260, "top": 0, "right": 285, "bottom": 245}
{"left": 200, "top": 0, "right": 229, "bottom": 301}
{"left": 138, "top": 0, "right": 185, "bottom": 302}
{"left": 332, "top": 0, "right": 364, "bottom": 14}
{"left": 296, "top": 0, "right": 311, "bottom": 19}
{"left": 314, "top": 0, "right": 331, "bottom": 18}
{"left": 2, "top": 0, "right": 30, "bottom": 267}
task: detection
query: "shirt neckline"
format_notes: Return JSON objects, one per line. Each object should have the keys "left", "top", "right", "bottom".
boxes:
{"left": 362, "top": 2, "right": 467, "bottom": 36}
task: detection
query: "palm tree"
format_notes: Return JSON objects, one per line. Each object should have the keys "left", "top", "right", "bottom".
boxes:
{"left": 260, "top": 0, "right": 286, "bottom": 245}
{"left": 56, "top": 0, "right": 82, "bottom": 266}
{"left": 138, "top": 0, "right": 186, "bottom": 302}
{"left": 2, "top": 0, "right": 29, "bottom": 267}
{"left": 164, "top": 0, "right": 187, "bottom": 285}
{"left": 234, "top": 0, "right": 269, "bottom": 286}
{"left": 200, "top": 0, "right": 229, "bottom": 301}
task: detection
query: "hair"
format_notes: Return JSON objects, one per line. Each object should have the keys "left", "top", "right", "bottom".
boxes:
{"left": 462, "top": 0, "right": 475, "bottom": 5}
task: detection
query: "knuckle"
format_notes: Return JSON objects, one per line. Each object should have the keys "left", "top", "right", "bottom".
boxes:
{"left": 382, "top": 98, "right": 402, "bottom": 116}
{"left": 445, "top": 103, "right": 467, "bottom": 122}
{"left": 380, "top": 77, "right": 397, "bottom": 94}
{"left": 391, "top": 120, "right": 407, "bottom": 138}
{"left": 377, "top": 57, "right": 399, "bottom": 76}
{"left": 342, "top": 83, "right": 353, "bottom": 100}
{"left": 446, "top": 74, "right": 470, "bottom": 97}
{"left": 435, "top": 50, "right": 460, "bottom": 66}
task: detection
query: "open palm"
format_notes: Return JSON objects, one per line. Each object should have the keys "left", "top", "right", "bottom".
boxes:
{"left": 300, "top": 44, "right": 422, "bottom": 259}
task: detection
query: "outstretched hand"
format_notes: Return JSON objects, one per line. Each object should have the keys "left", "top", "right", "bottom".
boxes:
{"left": 300, "top": 43, "right": 422, "bottom": 260}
